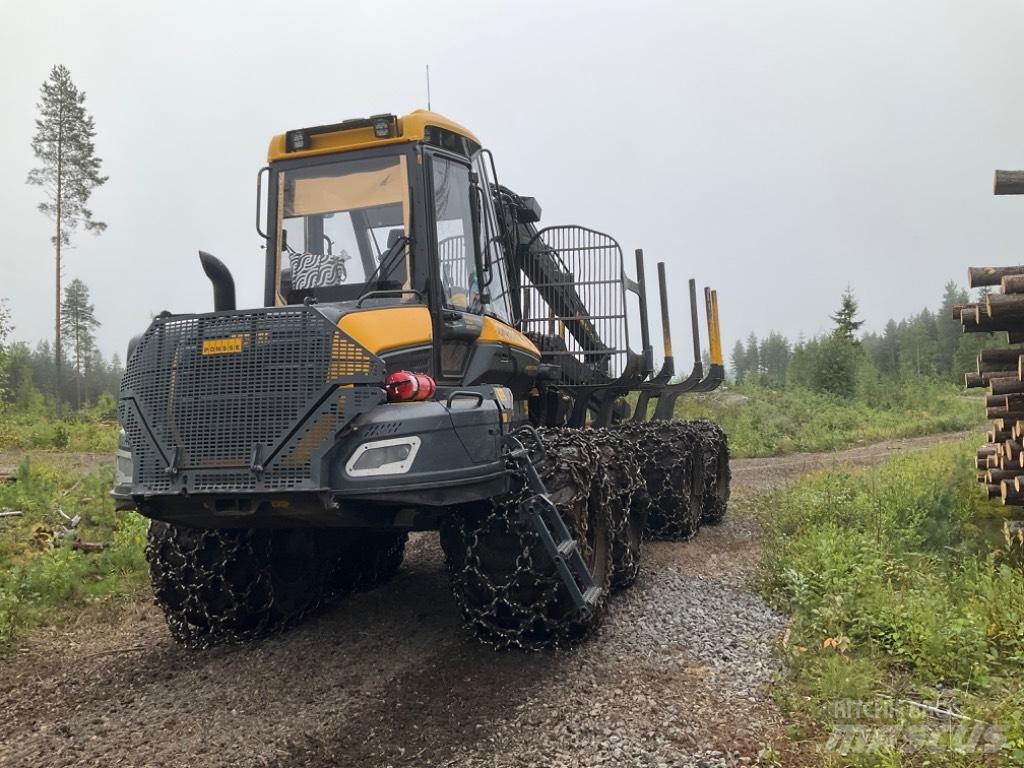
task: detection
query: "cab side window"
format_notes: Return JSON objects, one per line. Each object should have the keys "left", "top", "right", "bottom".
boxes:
{"left": 432, "top": 156, "right": 479, "bottom": 312}
{"left": 475, "top": 154, "right": 514, "bottom": 324}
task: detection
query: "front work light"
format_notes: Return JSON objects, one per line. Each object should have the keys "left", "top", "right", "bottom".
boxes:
{"left": 345, "top": 436, "right": 421, "bottom": 477}
{"left": 285, "top": 129, "right": 311, "bottom": 152}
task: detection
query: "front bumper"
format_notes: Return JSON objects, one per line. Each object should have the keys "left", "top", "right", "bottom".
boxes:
{"left": 114, "top": 305, "right": 518, "bottom": 529}
{"left": 113, "top": 389, "right": 514, "bottom": 529}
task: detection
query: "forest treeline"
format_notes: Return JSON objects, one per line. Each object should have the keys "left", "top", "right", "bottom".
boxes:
{"left": 0, "top": 280, "right": 122, "bottom": 418}
{"left": 0, "top": 281, "right": 997, "bottom": 421}
{"left": 729, "top": 282, "right": 997, "bottom": 397}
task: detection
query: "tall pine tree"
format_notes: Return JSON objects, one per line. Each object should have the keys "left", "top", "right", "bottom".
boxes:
{"left": 60, "top": 278, "right": 100, "bottom": 409}
{"left": 27, "top": 65, "right": 107, "bottom": 417}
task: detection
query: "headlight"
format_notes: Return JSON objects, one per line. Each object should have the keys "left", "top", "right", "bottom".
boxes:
{"left": 115, "top": 429, "right": 134, "bottom": 486}
{"left": 345, "top": 436, "right": 421, "bottom": 477}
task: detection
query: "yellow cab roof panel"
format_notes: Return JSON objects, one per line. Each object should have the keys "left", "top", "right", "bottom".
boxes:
{"left": 267, "top": 110, "right": 480, "bottom": 163}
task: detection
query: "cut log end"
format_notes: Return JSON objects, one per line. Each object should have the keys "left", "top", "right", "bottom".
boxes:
{"left": 994, "top": 170, "right": 1024, "bottom": 196}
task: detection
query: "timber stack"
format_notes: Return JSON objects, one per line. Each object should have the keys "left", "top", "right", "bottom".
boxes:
{"left": 961, "top": 169, "right": 1024, "bottom": 505}
{"left": 962, "top": 274, "right": 1024, "bottom": 505}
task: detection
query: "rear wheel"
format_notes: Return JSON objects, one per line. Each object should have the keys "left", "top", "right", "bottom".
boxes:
{"left": 615, "top": 422, "right": 704, "bottom": 540}
{"left": 591, "top": 428, "right": 647, "bottom": 590}
{"left": 440, "top": 428, "right": 612, "bottom": 650}
{"left": 692, "top": 420, "right": 731, "bottom": 524}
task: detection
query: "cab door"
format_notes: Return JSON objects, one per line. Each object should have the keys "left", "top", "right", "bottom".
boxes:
{"left": 428, "top": 153, "right": 484, "bottom": 381}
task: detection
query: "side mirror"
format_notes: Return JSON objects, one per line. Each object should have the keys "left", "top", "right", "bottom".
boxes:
{"left": 256, "top": 167, "right": 269, "bottom": 239}
{"left": 468, "top": 172, "right": 490, "bottom": 295}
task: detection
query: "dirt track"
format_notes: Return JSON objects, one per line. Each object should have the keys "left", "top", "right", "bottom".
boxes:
{"left": 0, "top": 430, "right": 972, "bottom": 768}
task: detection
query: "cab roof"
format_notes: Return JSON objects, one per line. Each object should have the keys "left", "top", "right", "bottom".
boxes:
{"left": 267, "top": 110, "right": 480, "bottom": 163}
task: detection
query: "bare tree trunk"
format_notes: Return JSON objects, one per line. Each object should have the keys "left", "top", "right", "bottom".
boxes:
{"left": 75, "top": 326, "right": 82, "bottom": 410}
{"left": 54, "top": 114, "right": 63, "bottom": 419}
{"left": 55, "top": 214, "right": 62, "bottom": 418}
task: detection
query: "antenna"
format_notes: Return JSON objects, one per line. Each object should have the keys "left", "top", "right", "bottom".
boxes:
{"left": 425, "top": 64, "right": 432, "bottom": 111}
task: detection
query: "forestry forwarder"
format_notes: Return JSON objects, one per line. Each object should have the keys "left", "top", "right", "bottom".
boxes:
{"left": 113, "top": 110, "right": 730, "bottom": 649}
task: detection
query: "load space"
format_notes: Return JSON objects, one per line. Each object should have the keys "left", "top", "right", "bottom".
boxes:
{"left": 114, "top": 109, "right": 732, "bottom": 650}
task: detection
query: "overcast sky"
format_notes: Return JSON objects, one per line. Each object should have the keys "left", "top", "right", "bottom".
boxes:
{"left": 2, "top": 0, "right": 1023, "bottom": 365}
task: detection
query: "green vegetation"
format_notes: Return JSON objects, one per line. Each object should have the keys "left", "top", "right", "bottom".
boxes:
{"left": 0, "top": 399, "right": 119, "bottom": 452}
{"left": 0, "top": 459, "right": 148, "bottom": 647}
{"left": 689, "top": 283, "right": 987, "bottom": 458}
{"left": 673, "top": 378, "right": 982, "bottom": 458}
{"left": 731, "top": 283, "right": 1001, "bottom": 394}
{"left": 758, "top": 442, "right": 1024, "bottom": 766}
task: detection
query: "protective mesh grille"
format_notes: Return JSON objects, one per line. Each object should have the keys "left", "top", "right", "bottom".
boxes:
{"left": 519, "top": 226, "right": 630, "bottom": 385}
{"left": 121, "top": 307, "right": 377, "bottom": 493}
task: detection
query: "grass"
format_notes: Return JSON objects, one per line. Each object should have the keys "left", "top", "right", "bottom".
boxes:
{"left": 0, "top": 400, "right": 119, "bottom": 453}
{"left": 756, "top": 441, "right": 1024, "bottom": 766}
{"left": 672, "top": 379, "right": 983, "bottom": 458}
{"left": 0, "top": 458, "right": 148, "bottom": 648}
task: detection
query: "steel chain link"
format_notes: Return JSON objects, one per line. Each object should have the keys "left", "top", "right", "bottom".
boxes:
{"left": 440, "top": 427, "right": 629, "bottom": 650}
{"left": 586, "top": 427, "right": 647, "bottom": 589}
{"left": 146, "top": 523, "right": 406, "bottom": 648}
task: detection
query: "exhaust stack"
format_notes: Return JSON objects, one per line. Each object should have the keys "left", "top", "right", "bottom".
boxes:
{"left": 199, "top": 251, "right": 237, "bottom": 312}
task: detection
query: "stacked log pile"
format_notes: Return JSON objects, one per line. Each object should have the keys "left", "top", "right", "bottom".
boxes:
{"left": 961, "top": 265, "right": 1024, "bottom": 505}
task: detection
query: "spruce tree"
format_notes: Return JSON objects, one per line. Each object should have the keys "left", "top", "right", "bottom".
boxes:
{"left": 27, "top": 65, "right": 108, "bottom": 417}
{"left": 744, "top": 333, "right": 760, "bottom": 378}
{"left": 730, "top": 339, "right": 747, "bottom": 381}
{"left": 830, "top": 287, "right": 864, "bottom": 342}
{"left": 60, "top": 278, "right": 100, "bottom": 409}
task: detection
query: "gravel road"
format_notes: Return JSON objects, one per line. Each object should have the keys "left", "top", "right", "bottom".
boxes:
{"left": 0, "top": 430, "right": 972, "bottom": 768}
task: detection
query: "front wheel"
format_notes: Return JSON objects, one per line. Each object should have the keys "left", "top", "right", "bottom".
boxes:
{"left": 440, "top": 428, "right": 612, "bottom": 650}
{"left": 146, "top": 523, "right": 331, "bottom": 647}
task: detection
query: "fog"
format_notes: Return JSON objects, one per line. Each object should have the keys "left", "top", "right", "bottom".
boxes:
{"left": 2, "top": 0, "right": 1023, "bottom": 362}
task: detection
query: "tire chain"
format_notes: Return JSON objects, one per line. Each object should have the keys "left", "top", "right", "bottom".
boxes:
{"left": 586, "top": 427, "right": 649, "bottom": 589}
{"left": 689, "top": 419, "right": 731, "bottom": 524}
{"left": 440, "top": 427, "right": 617, "bottom": 651}
{"left": 146, "top": 522, "right": 406, "bottom": 648}
{"left": 613, "top": 421, "right": 707, "bottom": 540}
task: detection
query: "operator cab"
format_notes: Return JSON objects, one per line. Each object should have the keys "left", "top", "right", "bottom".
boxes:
{"left": 262, "top": 111, "right": 516, "bottom": 325}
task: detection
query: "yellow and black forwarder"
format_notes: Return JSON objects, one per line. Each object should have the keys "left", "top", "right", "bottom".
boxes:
{"left": 114, "top": 110, "right": 729, "bottom": 649}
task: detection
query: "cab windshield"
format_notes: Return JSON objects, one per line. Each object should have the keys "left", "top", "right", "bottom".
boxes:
{"left": 276, "top": 154, "right": 410, "bottom": 303}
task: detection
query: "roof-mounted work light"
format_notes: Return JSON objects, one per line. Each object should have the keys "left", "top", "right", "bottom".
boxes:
{"left": 284, "top": 129, "right": 311, "bottom": 153}
{"left": 371, "top": 114, "right": 397, "bottom": 138}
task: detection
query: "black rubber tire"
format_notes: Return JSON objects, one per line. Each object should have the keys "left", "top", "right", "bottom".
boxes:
{"left": 146, "top": 522, "right": 332, "bottom": 647}
{"left": 324, "top": 530, "right": 408, "bottom": 595}
{"left": 440, "top": 428, "right": 612, "bottom": 650}
{"left": 692, "top": 420, "right": 731, "bottom": 524}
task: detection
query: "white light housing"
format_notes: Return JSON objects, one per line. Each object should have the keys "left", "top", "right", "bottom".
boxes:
{"left": 116, "top": 428, "right": 134, "bottom": 485}
{"left": 345, "top": 436, "right": 421, "bottom": 477}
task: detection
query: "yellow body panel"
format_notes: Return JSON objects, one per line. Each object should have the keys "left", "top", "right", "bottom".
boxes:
{"left": 337, "top": 307, "right": 432, "bottom": 356}
{"left": 268, "top": 110, "right": 480, "bottom": 163}
{"left": 337, "top": 307, "right": 539, "bottom": 362}
{"left": 479, "top": 317, "right": 541, "bottom": 358}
